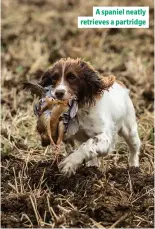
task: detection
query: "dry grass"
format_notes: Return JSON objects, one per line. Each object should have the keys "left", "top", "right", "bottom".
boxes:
{"left": 1, "top": 0, "right": 154, "bottom": 228}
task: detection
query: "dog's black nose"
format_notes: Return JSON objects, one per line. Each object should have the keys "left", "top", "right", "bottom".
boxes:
{"left": 55, "top": 89, "right": 65, "bottom": 99}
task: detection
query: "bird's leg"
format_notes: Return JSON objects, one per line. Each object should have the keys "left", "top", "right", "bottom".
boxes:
{"left": 46, "top": 121, "right": 55, "bottom": 147}
{"left": 57, "top": 120, "right": 65, "bottom": 146}
{"left": 53, "top": 121, "right": 65, "bottom": 163}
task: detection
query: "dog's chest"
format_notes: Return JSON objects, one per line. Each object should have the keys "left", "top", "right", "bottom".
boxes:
{"left": 77, "top": 107, "right": 104, "bottom": 137}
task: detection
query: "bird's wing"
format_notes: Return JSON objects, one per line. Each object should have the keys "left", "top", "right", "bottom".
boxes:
{"left": 23, "top": 82, "right": 46, "bottom": 97}
{"left": 70, "top": 100, "right": 78, "bottom": 119}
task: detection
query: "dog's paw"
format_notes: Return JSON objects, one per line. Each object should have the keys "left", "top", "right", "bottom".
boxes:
{"left": 58, "top": 152, "right": 82, "bottom": 177}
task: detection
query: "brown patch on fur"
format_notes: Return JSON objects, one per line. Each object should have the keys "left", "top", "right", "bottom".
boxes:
{"left": 95, "top": 75, "right": 116, "bottom": 100}
{"left": 39, "top": 58, "right": 106, "bottom": 106}
{"left": 101, "top": 75, "right": 116, "bottom": 91}
{"left": 39, "top": 59, "right": 119, "bottom": 106}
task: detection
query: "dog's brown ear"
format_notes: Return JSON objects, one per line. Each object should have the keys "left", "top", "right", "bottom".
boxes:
{"left": 77, "top": 60, "right": 105, "bottom": 105}
{"left": 101, "top": 75, "right": 116, "bottom": 90}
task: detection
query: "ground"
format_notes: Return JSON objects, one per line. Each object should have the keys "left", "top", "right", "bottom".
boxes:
{"left": 1, "top": 0, "right": 154, "bottom": 228}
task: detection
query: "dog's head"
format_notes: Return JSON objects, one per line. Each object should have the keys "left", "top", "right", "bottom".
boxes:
{"left": 39, "top": 58, "right": 111, "bottom": 106}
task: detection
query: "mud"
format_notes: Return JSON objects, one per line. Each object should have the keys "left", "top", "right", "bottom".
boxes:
{"left": 1, "top": 154, "right": 154, "bottom": 228}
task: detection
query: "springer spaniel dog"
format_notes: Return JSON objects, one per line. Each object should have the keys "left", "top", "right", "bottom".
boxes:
{"left": 38, "top": 57, "right": 141, "bottom": 176}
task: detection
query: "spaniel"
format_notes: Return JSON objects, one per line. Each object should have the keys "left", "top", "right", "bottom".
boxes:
{"left": 38, "top": 57, "right": 141, "bottom": 176}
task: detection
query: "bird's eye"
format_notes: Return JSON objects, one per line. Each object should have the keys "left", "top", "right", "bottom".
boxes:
{"left": 67, "top": 72, "right": 76, "bottom": 82}
{"left": 44, "top": 87, "right": 50, "bottom": 93}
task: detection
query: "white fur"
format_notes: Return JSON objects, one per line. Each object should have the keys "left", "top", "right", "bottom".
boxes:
{"left": 59, "top": 82, "right": 141, "bottom": 176}
{"left": 52, "top": 75, "right": 69, "bottom": 99}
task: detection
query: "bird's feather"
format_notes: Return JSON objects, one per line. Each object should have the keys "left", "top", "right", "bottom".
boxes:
{"left": 23, "top": 82, "right": 46, "bottom": 97}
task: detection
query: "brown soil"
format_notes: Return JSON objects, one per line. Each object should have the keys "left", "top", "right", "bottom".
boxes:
{"left": 1, "top": 154, "right": 154, "bottom": 228}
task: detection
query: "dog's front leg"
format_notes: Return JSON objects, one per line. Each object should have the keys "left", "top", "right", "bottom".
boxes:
{"left": 59, "top": 132, "right": 114, "bottom": 176}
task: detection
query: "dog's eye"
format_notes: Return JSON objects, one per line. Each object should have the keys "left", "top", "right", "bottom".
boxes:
{"left": 67, "top": 73, "right": 76, "bottom": 82}
{"left": 52, "top": 73, "right": 59, "bottom": 84}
